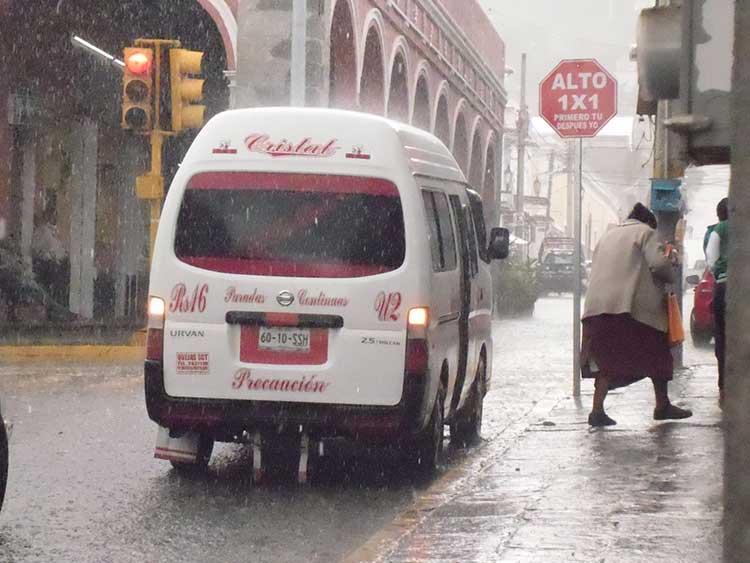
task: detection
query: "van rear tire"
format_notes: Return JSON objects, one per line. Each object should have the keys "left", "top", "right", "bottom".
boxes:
{"left": 450, "top": 356, "right": 485, "bottom": 447}
{"left": 409, "top": 384, "right": 445, "bottom": 479}
{"left": 170, "top": 434, "right": 214, "bottom": 474}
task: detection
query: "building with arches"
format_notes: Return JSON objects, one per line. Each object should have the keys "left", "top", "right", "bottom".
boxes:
{"left": 0, "top": 0, "right": 508, "bottom": 324}
{"left": 234, "top": 0, "right": 508, "bottom": 226}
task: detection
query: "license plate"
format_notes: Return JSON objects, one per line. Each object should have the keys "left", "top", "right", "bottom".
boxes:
{"left": 258, "top": 326, "right": 311, "bottom": 352}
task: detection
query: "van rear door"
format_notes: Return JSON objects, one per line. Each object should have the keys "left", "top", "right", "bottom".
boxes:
{"left": 162, "top": 172, "right": 410, "bottom": 407}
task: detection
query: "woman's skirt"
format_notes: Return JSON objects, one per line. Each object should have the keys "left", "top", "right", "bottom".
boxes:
{"left": 581, "top": 313, "right": 673, "bottom": 389}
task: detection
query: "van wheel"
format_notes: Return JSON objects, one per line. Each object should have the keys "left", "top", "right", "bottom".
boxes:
{"left": 170, "top": 434, "right": 214, "bottom": 474}
{"left": 410, "top": 384, "right": 445, "bottom": 479}
{"left": 451, "top": 356, "right": 486, "bottom": 447}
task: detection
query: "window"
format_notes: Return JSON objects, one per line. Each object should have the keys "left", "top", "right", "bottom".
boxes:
{"left": 464, "top": 207, "right": 479, "bottom": 277}
{"left": 434, "top": 192, "right": 457, "bottom": 270}
{"left": 544, "top": 253, "right": 575, "bottom": 265}
{"left": 175, "top": 173, "right": 405, "bottom": 278}
{"left": 422, "top": 191, "right": 442, "bottom": 271}
{"left": 422, "top": 190, "right": 457, "bottom": 271}
{"left": 467, "top": 189, "right": 489, "bottom": 263}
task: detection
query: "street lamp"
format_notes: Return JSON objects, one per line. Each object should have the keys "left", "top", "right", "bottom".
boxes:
{"left": 502, "top": 163, "right": 514, "bottom": 208}
{"left": 71, "top": 35, "right": 124, "bottom": 70}
{"left": 533, "top": 177, "right": 542, "bottom": 196}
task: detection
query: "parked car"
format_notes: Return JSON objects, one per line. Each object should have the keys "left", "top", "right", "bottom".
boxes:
{"left": 0, "top": 398, "right": 8, "bottom": 512}
{"left": 684, "top": 258, "right": 707, "bottom": 291}
{"left": 537, "top": 251, "right": 588, "bottom": 294}
{"left": 687, "top": 269, "right": 715, "bottom": 346}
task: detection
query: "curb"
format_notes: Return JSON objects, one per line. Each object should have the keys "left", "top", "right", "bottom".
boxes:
{"left": 0, "top": 345, "right": 144, "bottom": 363}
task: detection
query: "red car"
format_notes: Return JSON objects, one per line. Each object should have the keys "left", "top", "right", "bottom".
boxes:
{"left": 687, "top": 269, "right": 715, "bottom": 345}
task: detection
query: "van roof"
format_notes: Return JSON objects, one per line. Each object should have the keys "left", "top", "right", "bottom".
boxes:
{"left": 184, "top": 107, "right": 466, "bottom": 184}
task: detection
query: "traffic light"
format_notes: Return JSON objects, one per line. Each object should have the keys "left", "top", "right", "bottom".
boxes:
{"left": 169, "top": 48, "right": 205, "bottom": 132}
{"left": 121, "top": 47, "right": 154, "bottom": 130}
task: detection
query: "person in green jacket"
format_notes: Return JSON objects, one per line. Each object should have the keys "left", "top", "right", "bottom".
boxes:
{"left": 706, "top": 197, "right": 729, "bottom": 402}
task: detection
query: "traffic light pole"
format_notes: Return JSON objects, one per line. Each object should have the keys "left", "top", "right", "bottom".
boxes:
{"left": 137, "top": 131, "right": 167, "bottom": 259}
{"left": 122, "top": 38, "right": 205, "bottom": 266}
{"left": 131, "top": 39, "right": 179, "bottom": 264}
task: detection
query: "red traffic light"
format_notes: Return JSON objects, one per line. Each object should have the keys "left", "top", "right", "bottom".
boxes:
{"left": 126, "top": 52, "right": 151, "bottom": 75}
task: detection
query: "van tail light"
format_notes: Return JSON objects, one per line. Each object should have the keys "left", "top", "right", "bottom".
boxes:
{"left": 146, "top": 296, "right": 165, "bottom": 362}
{"left": 405, "top": 307, "right": 429, "bottom": 376}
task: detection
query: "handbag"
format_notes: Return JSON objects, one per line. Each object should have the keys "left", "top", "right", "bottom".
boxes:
{"left": 667, "top": 292, "right": 685, "bottom": 346}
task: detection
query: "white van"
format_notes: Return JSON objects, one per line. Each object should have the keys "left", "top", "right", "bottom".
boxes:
{"left": 144, "top": 108, "right": 508, "bottom": 479}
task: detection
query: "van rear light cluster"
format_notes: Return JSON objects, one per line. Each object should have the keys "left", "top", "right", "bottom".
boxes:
{"left": 146, "top": 296, "right": 165, "bottom": 362}
{"left": 405, "top": 307, "right": 429, "bottom": 376}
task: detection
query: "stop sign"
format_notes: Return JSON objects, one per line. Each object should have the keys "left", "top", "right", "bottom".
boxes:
{"left": 539, "top": 59, "right": 617, "bottom": 138}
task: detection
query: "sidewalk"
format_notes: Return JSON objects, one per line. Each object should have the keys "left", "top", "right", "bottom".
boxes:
{"left": 351, "top": 361, "right": 722, "bottom": 562}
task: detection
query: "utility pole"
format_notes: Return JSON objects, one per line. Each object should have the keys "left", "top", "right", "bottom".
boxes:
{"left": 546, "top": 151, "right": 554, "bottom": 219}
{"left": 651, "top": 0, "right": 688, "bottom": 368}
{"left": 566, "top": 140, "right": 575, "bottom": 236}
{"left": 724, "top": 3, "right": 750, "bottom": 560}
{"left": 515, "top": 53, "right": 528, "bottom": 223}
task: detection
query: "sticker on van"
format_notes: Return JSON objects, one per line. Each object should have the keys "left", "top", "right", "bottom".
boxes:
{"left": 224, "top": 287, "right": 265, "bottom": 304}
{"left": 169, "top": 283, "right": 208, "bottom": 313}
{"left": 212, "top": 140, "right": 237, "bottom": 154}
{"left": 176, "top": 352, "right": 210, "bottom": 375}
{"left": 231, "top": 369, "right": 331, "bottom": 393}
{"left": 374, "top": 291, "right": 402, "bottom": 321}
{"left": 345, "top": 146, "right": 371, "bottom": 160}
{"left": 244, "top": 134, "right": 339, "bottom": 158}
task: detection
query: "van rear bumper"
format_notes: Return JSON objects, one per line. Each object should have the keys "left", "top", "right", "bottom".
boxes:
{"left": 144, "top": 361, "right": 429, "bottom": 441}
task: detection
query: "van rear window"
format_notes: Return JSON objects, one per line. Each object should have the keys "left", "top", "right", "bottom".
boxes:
{"left": 174, "top": 172, "right": 405, "bottom": 278}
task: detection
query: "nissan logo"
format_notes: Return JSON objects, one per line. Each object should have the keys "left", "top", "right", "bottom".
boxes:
{"left": 277, "top": 291, "right": 295, "bottom": 307}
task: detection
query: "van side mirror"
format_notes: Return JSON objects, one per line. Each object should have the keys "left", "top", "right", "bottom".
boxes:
{"left": 686, "top": 274, "right": 701, "bottom": 285}
{"left": 488, "top": 227, "right": 510, "bottom": 260}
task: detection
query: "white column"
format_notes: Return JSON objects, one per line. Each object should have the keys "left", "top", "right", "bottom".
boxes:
{"left": 290, "top": 0, "right": 307, "bottom": 106}
{"left": 19, "top": 137, "right": 36, "bottom": 274}
{"left": 68, "top": 119, "right": 98, "bottom": 319}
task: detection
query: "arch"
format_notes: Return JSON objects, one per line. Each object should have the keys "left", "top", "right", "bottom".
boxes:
{"left": 484, "top": 141, "right": 497, "bottom": 198}
{"left": 452, "top": 102, "right": 469, "bottom": 173}
{"left": 359, "top": 17, "right": 386, "bottom": 114}
{"left": 196, "top": 0, "right": 238, "bottom": 70}
{"left": 387, "top": 46, "right": 409, "bottom": 122}
{"left": 453, "top": 115, "right": 469, "bottom": 174}
{"left": 468, "top": 120, "right": 484, "bottom": 188}
{"left": 329, "top": 0, "right": 357, "bottom": 109}
{"left": 433, "top": 89, "right": 450, "bottom": 147}
{"left": 411, "top": 64, "right": 430, "bottom": 131}
{"left": 483, "top": 133, "right": 498, "bottom": 200}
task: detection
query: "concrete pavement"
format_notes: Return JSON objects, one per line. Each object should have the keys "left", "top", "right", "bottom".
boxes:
{"left": 346, "top": 334, "right": 723, "bottom": 562}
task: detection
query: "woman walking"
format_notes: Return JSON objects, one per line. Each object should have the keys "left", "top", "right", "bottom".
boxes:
{"left": 582, "top": 203, "right": 693, "bottom": 426}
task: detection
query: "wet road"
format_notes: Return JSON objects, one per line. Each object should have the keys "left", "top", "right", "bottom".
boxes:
{"left": 0, "top": 297, "right": 714, "bottom": 562}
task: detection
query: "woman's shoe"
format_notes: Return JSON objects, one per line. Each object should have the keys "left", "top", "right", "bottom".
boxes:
{"left": 588, "top": 411, "right": 617, "bottom": 427}
{"left": 653, "top": 404, "right": 693, "bottom": 420}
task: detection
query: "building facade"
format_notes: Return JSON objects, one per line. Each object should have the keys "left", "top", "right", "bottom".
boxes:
{"left": 0, "top": 0, "right": 508, "bottom": 324}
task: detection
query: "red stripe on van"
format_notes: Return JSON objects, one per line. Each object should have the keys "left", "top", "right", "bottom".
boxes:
{"left": 265, "top": 313, "right": 299, "bottom": 326}
{"left": 187, "top": 172, "right": 398, "bottom": 196}
{"left": 180, "top": 257, "right": 389, "bottom": 278}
